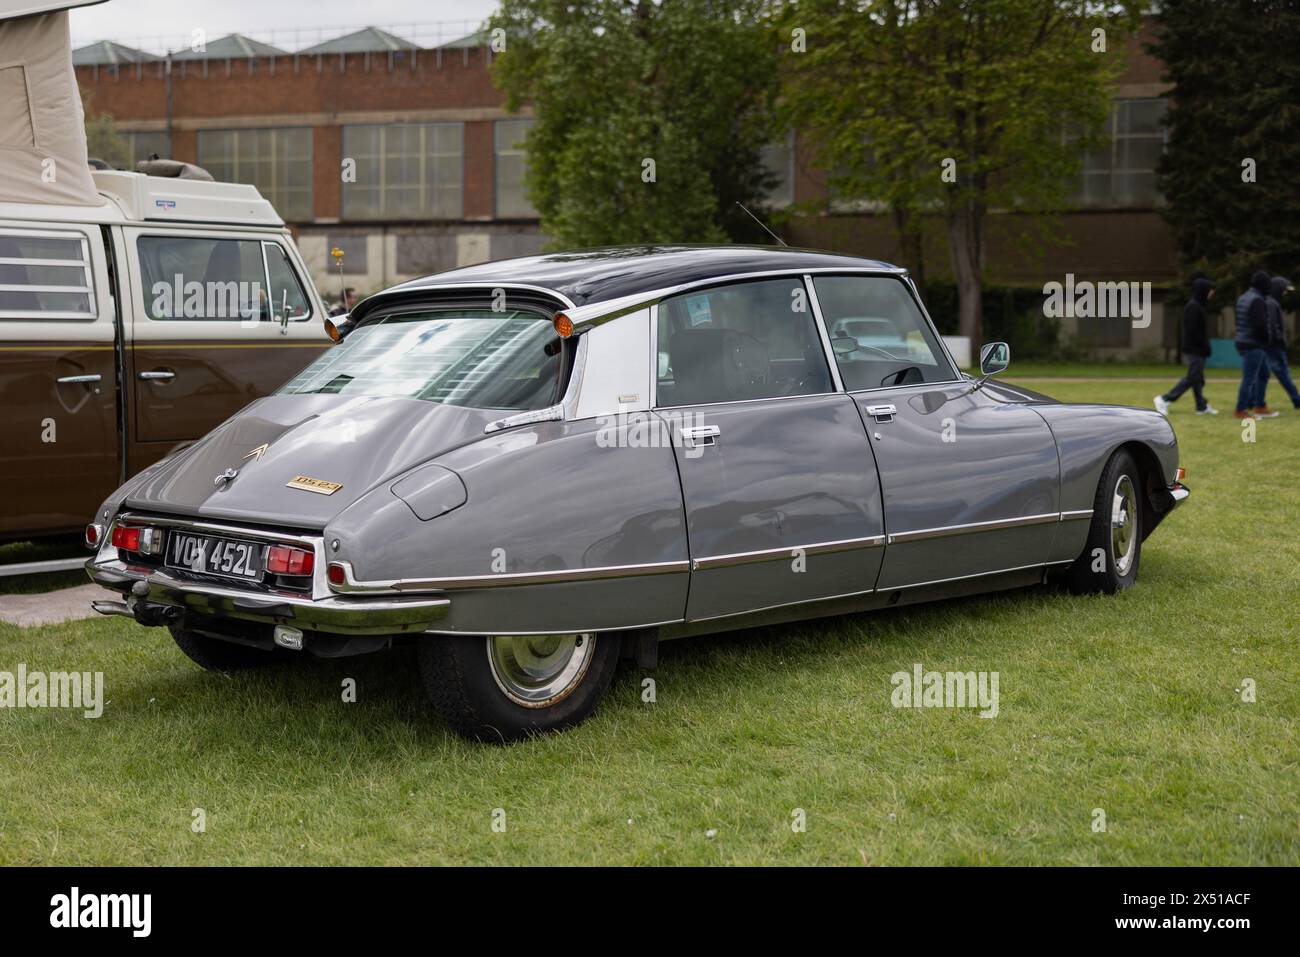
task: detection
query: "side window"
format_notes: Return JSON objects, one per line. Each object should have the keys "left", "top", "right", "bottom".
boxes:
{"left": 137, "top": 235, "right": 267, "bottom": 322}
{"left": 813, "top": 276, "right": 954, "bottom": 390}
{"left": 656, "top": 276, "right": 833, "bottom": 407}
{"left": 0, "top": 230, "right": 96, "bottom": 320}
{"left": 263, "top": 243, "right": 311, "bottom": 320}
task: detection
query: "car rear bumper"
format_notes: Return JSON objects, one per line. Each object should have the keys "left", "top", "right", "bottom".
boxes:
{"left": 86, "top": 559, "right": 449, "bottom": 636}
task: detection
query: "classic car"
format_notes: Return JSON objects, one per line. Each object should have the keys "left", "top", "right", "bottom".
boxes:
{"left": 84, "top": 245, "right": 1190, "bottom": 741}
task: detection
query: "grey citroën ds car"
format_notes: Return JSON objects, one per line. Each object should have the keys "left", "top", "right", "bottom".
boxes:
{"left": 86, "top": 247, "right": 1190, "bottom": 741}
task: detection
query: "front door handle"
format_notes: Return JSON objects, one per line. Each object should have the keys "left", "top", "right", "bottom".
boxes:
{"left": 865, "top": 404, "right": 897, "bottom": 423}
{"left": 57, "top": 374, "right": 102, "bottom": 384}
{"left": 681, "top": 425, "right": 720, "bottom": 447}
{"left": 138, "top": 370, "right": 176, "bottom": 381}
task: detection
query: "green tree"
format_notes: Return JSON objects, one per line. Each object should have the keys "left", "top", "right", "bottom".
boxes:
{"left": 82, "top": 96, "right": 132, "bottom": 169}
{"left": 489, "top": 0, "right": 783, "bottom": 247}
{"left": 1151, "top": 0, "right": 1300, "bottom": 286}
{"left": 784, "top": 1, "right": 1138, "bottom": 349}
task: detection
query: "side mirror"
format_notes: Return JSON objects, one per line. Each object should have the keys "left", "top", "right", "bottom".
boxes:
{"left": 831, "top": 335, "right": 858, "bottom": 356}
{"left": 979, "top": 341, "right": 1010, "bottom": 377}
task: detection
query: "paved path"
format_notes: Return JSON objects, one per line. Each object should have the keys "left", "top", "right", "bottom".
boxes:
{"left": 0, "top": 584, "right": 104, "bottom": 628}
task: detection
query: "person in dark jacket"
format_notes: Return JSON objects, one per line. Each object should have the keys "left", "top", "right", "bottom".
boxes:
{"left": 1156, "top": 277, "right": 1217, "bottom": 415}
{"left": 1234, "top": 270, "right": 1273, "bottom": 418}
{"left": 1256, "top": 276, "right": 1300, "bottom": 409}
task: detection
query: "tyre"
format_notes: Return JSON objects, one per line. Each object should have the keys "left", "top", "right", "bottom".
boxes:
{"left": 417, "top": 632, "right": 621, "bottom": 742}
{"left": 168, "top": 622, "right": 277, "bottom": 671}
{"left": 1064, "top": 449, "right": 1143, "bottom": 595}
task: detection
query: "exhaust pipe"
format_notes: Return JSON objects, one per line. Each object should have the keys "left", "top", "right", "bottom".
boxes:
{"left": 91, "top": 599, "right": 132, "bottom": 618}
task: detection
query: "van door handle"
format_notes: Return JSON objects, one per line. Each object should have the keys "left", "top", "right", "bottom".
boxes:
{"left": 681, "top": 425, "right": 720, "bottom": 447}
{"left": 865, "top": 404, "right": 897, "bottom": 423}
{"left": 57, "top": 374, "right": 102, "bottom": 384}
{"left": 138, "top": 370, "right": 176, "bottom": 381}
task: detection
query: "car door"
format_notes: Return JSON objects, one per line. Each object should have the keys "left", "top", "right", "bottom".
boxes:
{"left": 122, "top": 227, "right": 331, "bottom": 470}
{"left": 0, "top": 223, "right": 120, "bottom": 537}
{"left": 655, "top": 275, "right": 886, "bottom": 623}
{"left": 811, "top": 274, "right": 1060, "bottom": 591}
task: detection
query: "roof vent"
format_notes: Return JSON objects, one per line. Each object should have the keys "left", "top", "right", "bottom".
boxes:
{"left": 135, "top": 158, "right": 214, "bottom": 181}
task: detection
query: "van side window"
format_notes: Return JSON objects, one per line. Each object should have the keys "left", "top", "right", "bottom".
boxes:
{"left": 137, "top": 236, "right": 268, "bottom": 322}
{"left": 0, "top": 229, "right": 96, "bottom": 320}
{"left": 656, "top": 276, "right": 833, "bottom": 407}
{"left": 263, "top": 242, "right": 311, "bottom": 320}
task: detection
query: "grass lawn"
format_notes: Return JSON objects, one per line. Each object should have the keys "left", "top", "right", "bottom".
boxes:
{"left": 1, "top": 378, "right": 1296, "bottom": 866}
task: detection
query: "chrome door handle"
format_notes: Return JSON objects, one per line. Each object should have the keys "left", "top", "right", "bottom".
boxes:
{"left": 681, "top": 425, "right": 720, "bottom": 447}
{"left": 57, "top": 374, "right": 102, "bottom": 384}
{"left": 865, "top": 404, "right": 897, "bottom": 423}
{"left": 138, "top": 370, "right": 175, "bottom": 381}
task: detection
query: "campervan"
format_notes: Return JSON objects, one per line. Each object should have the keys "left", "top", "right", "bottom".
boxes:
{"left": 0, "top": 0, "right": 330, "bottom": 565}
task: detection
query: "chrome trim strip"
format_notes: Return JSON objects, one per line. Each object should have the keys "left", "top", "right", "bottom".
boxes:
{"left": 802, "top": 273, "right": 845, "bottom": 393}
{"left": 887, "top": 512, "right": 1059, "bottom": 545}
{"left": 1059, "top": 509, "right": 1095, "bottom": 521}
{"left": 116, "top": 511, "right": 318, "bottom": 547}
{"left": 692, "top": 535, "right": 885, "bottom": 571}
{"left": 886, "top": 562, "right": 1048, "bottom": 592}
{"left": 686, "top": 586, "right": 878, "bottom": 625}
{"left": 331, "top": 558, "right": 691, "bottom": 594}
{"left": 424, "top": 618, "right": 685, "bottom": 638}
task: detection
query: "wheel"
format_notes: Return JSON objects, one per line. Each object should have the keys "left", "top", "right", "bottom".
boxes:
{"left": 1064, "top": 449, "right": 1143, "bottom": 594}
{"left": 168, "top": 622, "right": 276, "bottom": 671}
{"left": 417, "top": 632, "right": 621, "bottom": 742}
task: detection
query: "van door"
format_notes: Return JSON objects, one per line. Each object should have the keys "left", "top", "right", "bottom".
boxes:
{"left": 122, "top": 227, "right": 331, "bottom": 472}
{"left": 0, "top": 224, "right": 120, "bottom": 537}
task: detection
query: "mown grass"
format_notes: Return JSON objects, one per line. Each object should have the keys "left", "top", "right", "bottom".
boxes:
{"left": 0, "top": 379, "right": 1295, "bottom": 865}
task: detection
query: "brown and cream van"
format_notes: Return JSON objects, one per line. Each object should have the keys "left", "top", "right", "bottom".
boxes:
{"left": 0, "top": 169, "right": 331, "bottom": 547}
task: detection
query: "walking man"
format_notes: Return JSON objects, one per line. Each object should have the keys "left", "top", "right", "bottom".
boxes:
{"left": 1259, "top": 275, "right": 1300, "bottom": 410}
{"left": 1156, "top": 277, "right": 1217, "bottom": 415}
{"left": 1234, "top": 271, "right": 1273, "bottom": 419}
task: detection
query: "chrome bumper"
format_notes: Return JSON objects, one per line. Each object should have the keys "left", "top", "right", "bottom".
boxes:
{"left": 1168, "top": 482, "right": 1190, "bottom": 507}
{"left": 86, "top": 559, "right": 449, "bottom": 636}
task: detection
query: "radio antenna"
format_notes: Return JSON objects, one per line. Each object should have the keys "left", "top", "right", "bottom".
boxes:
{"left": 734, "top": 201, "right": 787, "bottom": 247}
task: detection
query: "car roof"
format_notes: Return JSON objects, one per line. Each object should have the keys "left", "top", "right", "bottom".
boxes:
{"left": 388, "top": 245, "right": 903, "bottom": 309}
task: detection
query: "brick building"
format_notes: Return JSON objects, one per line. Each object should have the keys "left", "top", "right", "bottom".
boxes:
{"left": 73, "top": 20, "right": 1208, "bottom": 355}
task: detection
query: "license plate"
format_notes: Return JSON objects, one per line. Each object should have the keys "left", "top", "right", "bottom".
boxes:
{"left": 165, "top": 532, "right": 265, "bottom": 581}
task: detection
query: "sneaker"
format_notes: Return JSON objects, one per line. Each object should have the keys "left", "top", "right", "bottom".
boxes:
{"left": 1154, "top": 395, "right": 1170, "bottom": 415}
{"left": 1253, "top": 406, "right": 1280, "bottom": 418}
{"left": 1233, "top": 410, "right": 1255, "bottom": 420}
{"left": 1196, "top": 405, "right": 1219, "bottom": 415}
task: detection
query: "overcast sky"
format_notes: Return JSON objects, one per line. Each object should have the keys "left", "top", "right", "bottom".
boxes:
{"left": 70, "top": 0, "right": 500, "bottom": 54}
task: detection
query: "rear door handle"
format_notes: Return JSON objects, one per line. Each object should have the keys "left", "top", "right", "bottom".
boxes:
{"left": 138, "top": 370, "right": 175, "bottom": 381}
{"left": 681, "top": 424, "right": 720, "bottom": 447}
{"left": 57, "top": 374, "right": 102, "bottom": 384}
{"left": 865, "top": 404, "right": 897, "bottom": 423}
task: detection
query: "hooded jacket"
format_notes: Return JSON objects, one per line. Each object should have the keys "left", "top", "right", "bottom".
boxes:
{"left": 1266, "top": 276, "right": 1291, "bottom": 348}
{"left": 1235, "top": 271, "right": 1272, "bottom": 347}
{"left": 1181, "top": 278, "right": 1214, "bottom": 357}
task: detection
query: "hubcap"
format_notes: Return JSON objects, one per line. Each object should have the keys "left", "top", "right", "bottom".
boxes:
{"left": 486, "top": 633, "right": 595, "bottom": 708}
{"left": 1110, "top": 474, "right": 1138, "bottom": 576}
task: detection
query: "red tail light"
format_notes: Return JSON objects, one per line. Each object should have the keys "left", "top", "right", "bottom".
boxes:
{"left": 267, "top": 545, "right": 314, "bottom": 576}
{"left": 111, "top": 525, "right": 141, "bottom": 551}
{"left": 85, "top": 523, "right": 100, "bottom": 547}
{"left": 327, "top": 563, "right": 346, "bottom": 586}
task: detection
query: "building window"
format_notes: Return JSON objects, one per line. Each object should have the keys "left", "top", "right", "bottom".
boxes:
{"left": 198, "top": 128, "right": 313, "bottom": 221}
{"left": 1074, "top": 98, "right": 1167, "bottom": 208}
{"left": 494, "top": 118, "right": 537, "bottom": 219}
{"left": 760, "top": 132, "right": 795, "bottom": 207}
{"left": 124, "top": 130, "right": 171, "bottom": 166}
{"left": 342, "top": 123, "right": 464, "bottom": 221}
